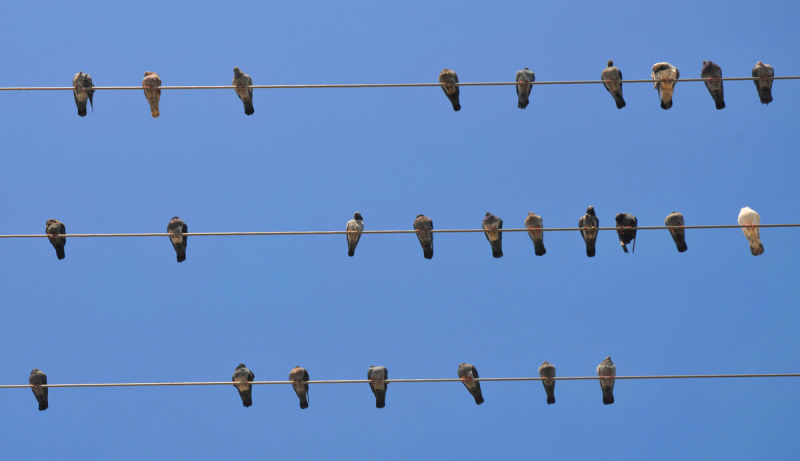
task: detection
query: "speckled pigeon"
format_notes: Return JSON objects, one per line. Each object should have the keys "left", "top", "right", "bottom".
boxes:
{"left": 482, "top": 212, "right": 503, "bottom": 258}
{"left": 367, "top": 365, "right": 388, "bottom": 408}
{"left": 439, "top": 68, "right": 461, "bottom": 111}
{"left": 579, "top": 206, "right": 599, "bottom": 257}
{"left": 615, "top": 213, "right": 637, "bottom": 253}
{"left": 72, "top": 71, "right": 94, "bottom": 117}
{"left": 167, "top": 217, "right": 187, "bottom": 263}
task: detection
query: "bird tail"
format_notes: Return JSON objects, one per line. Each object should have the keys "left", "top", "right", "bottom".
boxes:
{"left": 77, "top": 103, "right": 87, "bottom": 117}
{"left": 244, "top": 100, "right": 254, "bottom": 115}
{"left": 299, "top": 396, "right": 309, "bottom": 409}
{"left": 715, "top": 96, "right": 725, "bottom": 110}
{"left": 517, "top": 96, "right": 529, "bottom": 109}
{"left": 473, "top": 392, "right": 484, "bottom": 405}
{"left": 448, "top": 94, "right": 461, "bottom": 112}
{"left": 602, "top": 390, "right": 614, "bottom": 405}
{"left": 750, "top": 240, "right": 765, "bottom": 256}
{"left": 175, "top": 246, "right": 186, "bottom": 263}
{"left": 240, "top": 390, "right": 252, "bottom": 407}
{"left": 423, "top": 244, "right": 433, "bottom": 260}
{"left": 613, "top": 93, "right": 626, "bottom": 109}
{"left": 150, "top": 107, "right": 160, "bottom": 118}
{"left": 676, "top": 238, "right": 687, "bottom": 253}
{"left": 759, "top": 88, "right": 773, "bottom": 104}
{"left": 490, "top": 240, "right": 503, "bottom": 258}
{"left": 660, "top": 98, "right": 672, "bottom": 110}
{"left": 348, "top": 243, "right": 356, "bottom": 257}
{"left": 39, "top": 399, "right": 48, "bottom": 411}
{"left": 533, "top": 240, "right": 546, "bottom": 256}
{"left": 375, "top": 390, "right": 386, "bottom": 408}
{"left": 56, "top": 246, "right": 65, "bottom": 260}
{"left": 585, "top": 240, "right": 596, "bottom": 258}
{"left": 547, "top": 391, "right": 555, "bottom": 405}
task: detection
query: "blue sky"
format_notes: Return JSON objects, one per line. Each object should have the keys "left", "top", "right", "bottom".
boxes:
{"left": 1, "top": 1, "right": 798, "bottom": 459}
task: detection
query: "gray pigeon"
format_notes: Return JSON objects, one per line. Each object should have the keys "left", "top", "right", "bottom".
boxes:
{"left": 651, "top": 62, "right": 679, "bottom": 109}
{"left": 413, "top": 214, "right": 434, "bottom": 259}
{"left": 578, "top": 206, "right": 599, "bottom": 257}
{"left": 596, "top": 356, "right": 616, "bottom": 405}
{"left": 346, "top": 212, "right": 364, "bottom": 257}
{"left": 752, "top": 61, "right": 774, "bottom": 104}
{"left": 524, "top": 212, "right": 546, "bottom": 256}
{"left": 72, "top": 71, "right": 94, "bottom": 117}
{"left": 482, "top": 212, "right": 503, "bottom": 258}
{"left": 457, "top": 363, "right": 484, "bottom": 405}
{"left": 538, "top": 361, "right": 556, "bottom": 404}
{"left": 289, "top": 366, "right": 310, "bottom": 409}
{"left": 233, "top": 67, "right": 254, "bottom": 115}
{"left": 614, "top": 213, "right": 637, "bottom": 253}
{"left": 232, "top": 363, "right": 254, "bottom": 407}
{"left": 515, "top": 67, "right": 535, "bottom": 109}
{"left": 701, "top": 61, "right": 725, "bottom": 110}
{"left": 439, "top": 68, "right": 461, "bottom": 111}
{"left": 142, "top": 71, "right": 161, "bottom": 118}
{"left": 29, "top": 368, "right": 48, "bottom": 411}
{"left": 367, "top": 365, "right": 388, "bottom": 408}
{"left": 167, "top": 217, "right": 187, "bottom": 263}
{"left": 46, "top": 219, "right": 66, "bottom": 260}
{"left": 664, "top": 211, "right": 687, "bottom": 252}
{"left": 601, "top": 60, "right": 626, "bottom": 109}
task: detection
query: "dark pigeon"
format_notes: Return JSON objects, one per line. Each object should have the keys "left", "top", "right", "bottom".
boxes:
{"left": 29, "top": 368, "right": 48, "bottom": 411}
{"left": 413, "top": 214, "right": 434, "bottom": 259}
{"left": 439, "top": 68, "right": 461, "bottom": 111}
{"left": 232, "top": 363, "right": 254, "bottom": 407}
{"left": 515, "top": 67, "right": 535, "bottom": 109}
{"left": 578, "top": 206, "right": 599, "bottom": 257}
{"left": 482, "top": 212, "right": 503, "bottom": 258}
{"left": 664, "top": 211, "right": 687, "bottom": 252}
{"left": 46, "top": 219, "right": 66, "bottom": 260}
{"left": 367, "top": 365, "right": 388, "bottom": 408}
{"left": 458, "top": 363, "right": 484, "bottom": 405}
{"left": 346, "top": 212, "right": 364, "bottom": 257}
{"left": 167, "top": 217, "right": 187, "bottom": 263}
{"left": 233, "top": 67, "right": 254, "bottom": 115}
{"left": 597, "top": 356, "right": 616, "bottom": 405}
{"left": 524, "top": 212, "right": 546, "bottom": 256}
{"left": 614, "top": 213, "right": 637, "bottom": 253}
{"left": 142, "top": 71, "right": 161, "bottom": 118}
{"left": 752, "top": 61, "right": 774, "bottom": 105}
{"left": 651, "top": 62, "right": 679, "bottom": 110}
{"left": 701, "top": 61, "right": 725, "bottom": 110}
{"left": 538, "top": 361, "right": 556, "bottom": 404}
{"left": 72, "top": 71, "right": 94, "bottom": 117}
{"left": 601, "top": 60, "right": 626, "bottom": 109}
{"left": 289, "top": 366, "right": 310, "bottom": 409}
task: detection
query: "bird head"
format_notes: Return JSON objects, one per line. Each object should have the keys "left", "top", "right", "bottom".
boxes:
{"left": 354, "top": 212, "right": 363, "bottom": 220}
{"left": 607, "top": 59, "right": 614, "bottom": 67}
{"left": 236, "top": 363, "right": 247, "bottom": 370}
{"left": 586, "top": 206, "right": 596, "bottom": 215}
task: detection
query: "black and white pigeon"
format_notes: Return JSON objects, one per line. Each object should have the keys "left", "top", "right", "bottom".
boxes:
{"left": 752, "top": 61, "right": 774, "bottom": 105}
{"left": 458, "top": 363, "right": 484, "bottom": 405}
{"left": 289, "top": 366, "right": 310, "bottom": 409}
{"left": 701, "top": 61, "right": 725, "bottom": 110}
{"left": 482, "top": 212, "right": 503, "bottom": 258}
{"left": 413, "top": 215, "right": 434, "bottom": 259}
{"left": 46, "top": 219, "right": 66, "bottom": 260}
{"left": 515, "top": 67, "right": 535, "bottom": 109}
{"left": 346, "top": 212, "right": 364, "bottom": 257}
{"left": 538, "top": 361, "right": 556, "bottom": 404}
{"left": 367, "top": 365, "right": 388, "bottom": 408}
{"left": 601, "top": 60, "right": 626, "bottom": 109}
{"left": 233, "top": 67, "right": 254, "bottom": 115}
{"left": 167, "top": 217, "right": 187, "bottom": 263}
{"left": 524, "top": 212, "right": 546, "bottom": 256}
{"left": 664, "top": 211, "right": 687, "bottom": 252}
{"left": 29, "top": 368, "right": 48, "bottom": 411}
{"left": 738, "top": 206, "right": 764, "bottom": 256}
{"left": 597, "top": 356, "right": 616, "bottom": 405}
{"left": 232, "top": 363, "right": 254, "bottom": 407}
{"left": 72, "top": 71, "right": 94, "bottom": 117}
{"left": 578, "top": 206, "right": 600, "bottom": 257}
{"left": 651, "top": 62, "right": 680, "bottom": 109}
{"left": 614, "top": 213, "right": 637, "bottom": 253}
{"left": 439, "top": 68, "right": 461, "bottom": 111}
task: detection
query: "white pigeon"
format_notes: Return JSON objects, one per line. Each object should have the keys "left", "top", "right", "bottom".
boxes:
{"left": 738, "top": 207, "right": 764, "bottom": 256}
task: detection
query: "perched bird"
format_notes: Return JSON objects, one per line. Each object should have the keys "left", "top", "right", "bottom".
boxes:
{"left": 601, "top": 60, "right": 626, "bottom": 109}
{"left": 482, "top": 212, "right": 503, "bottom": 258}
{"left": 701, "top": 61, "right": 725, "bottom": 110}
{"left": 578, "top": 206, "right": 600, "bottom": 257}
{"left": 72, "top": 71, "right": 94, "bottom": 117}
{"left": 289, "top": 366, "right": 310, "bottom": 409}
{"left": 738, "top": 206, "right": 764, "bottom": 256}
{"left": 367, "top": 365, "right": 388, "bottom": 408}
{"left": 413, "top": 214, "right": 434, "bottom": 259}
{"left": 232, "top": 363, "right": 254, "bottom": 407}
{"left": 538, "top": 361, "right": 556, "bottom": 404}
{"left": 439, "top": 68, "right": 461, "bottom": 111}
{"left": 664, "top": 211, "right": 687, "bottom": 252}
{"left": 752, "top": 61, "right": 774, "bottom": 105}
{"left": 29, "top": 368, "right": 48, "bottom": 411}
{"left": 167, "top": 217, "right": 188, "bottom": 263}
{"left": 142, "top": 71, "right": 161, "bottom": 118}
{"left": 596, "top": 356, "right": 616, "bottom": 405}
{"left": 524, "top": 212, "right": 546, "bottom": 256}
{"left": 46, "top": 219, "right": 66, "bottom": 260}
{"left": 458, "top": 363, "right": 484, "bottom": 405}
{"left": 232, "top": 67, "right": 254, "bottom": 115}
{"left": 614, "top": 213, "right": 637, "bottom": 253}
{"left": 651, "top": 62, "right": 680, "bottom": 109}
{"left": 515, "top": 67, "right": 535, "bottom": 109}
{"left": 346, "top": 212, "right": 365, "bottom": 257}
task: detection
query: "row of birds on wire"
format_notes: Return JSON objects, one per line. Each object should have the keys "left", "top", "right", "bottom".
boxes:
{"left": 61, "top": 60, "right": 777, "bottom": 117}
{"left": 39, "top": 207, "right": 767, "bottom": 262}
{"left": 21, "top": 358, "right": 617, "bottom": 412}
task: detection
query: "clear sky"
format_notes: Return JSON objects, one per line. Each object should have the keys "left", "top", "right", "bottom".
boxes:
{"left": 1, "top": 1, "right": 798, "bottom": 459}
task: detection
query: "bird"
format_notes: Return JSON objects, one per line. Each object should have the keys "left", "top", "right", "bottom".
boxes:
{"left": 578, "top": 206, "right": 600, "bottom": 257}
{"left": 29, "top": 368, "right": 48, "bottom": 411}
{"left": 524, "top": 212, "right": 546, "bottom": 256}
{"left": 458, "top": 363, "right": 484, "bottom": 405}
{"left": 46, "top": 219, "right": 66, "bottom": 260}
{"left": 515, "top": 67, "right": 535, "bottom": 109}
{"left": 367, "top": 365, "right": 388, "bottom": 408}
{"left": 232, "top": 363, "right": 254, "bottom": 407}
{"left": 142, "top": 71, "right": 162, "bottom": 118}
{"left": 167, "top": 217, "right": 188, "bottom": 263}
{"left": 289, "top": 366, "right": 310, "bottom": 409}
{"left": 346, "top": 212, "right": 364, "bottom": 257}
{"left": 651, "top": 62, "right": 680, "bottom": 109}
{"left": 738, "top": 206, "right": 764, "bottom": 256}
{"left": 752, "top": 61, "right": 774, "bottom": 105}
{"left": 413, "top": 214, "right": 434, "bottom": 259}
{"left": 439, "top": 68, "right": 461, "bottom": 111}
{"left": 664, "top": 211, "right": 687, "bottom": 252}
{"left": 601, "top": 60, "right": 626, "bottom": 109}
{"left": 701, "top": 60, "right": 725, "bottom": 110}
{"left": 538, "top": 361, "right": 556, "bottom": 404}
{"left": 614, "top": 213, "right": 637, "bottom": 253}
{"left": 72, "top": 71, "right": 94, "bottom": 117}
{"left": 596, "top": 356, "right": 616, "bottom": 405}
{"left": 482, "top": 212, "right": 503, "bottom": 258}
{"left": 232, "top": 67, "right": 254, "bottom": 115}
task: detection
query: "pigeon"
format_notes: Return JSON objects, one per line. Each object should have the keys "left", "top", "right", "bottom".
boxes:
{"left": 752, "top": 61, "right": 774, "bottom": 105}
{"left": 664, "top": 211, "right": 687, "bottom": 252}
{"left": 651, "top": 62, "right": 680, "bottom": 109}
{"left": 738, "top": 206, "right": 764, "bottom": 256}
{"left": 346, "top": 212, "right": 364, "bottom": 257}
{"left": 167, "top": 217, "right": 188, "bottom": 263}
{"left": 439, "top": 68, "right": 461, "bottom": 111}
{"left": 413, "top": 214, "right": 434, "bottom": 259}
{"left": 596, "top": 356, "right": 616, "bottom": 405}
{"left": 289, "top": 366, "right": 310, "bottom": 409}
{"left": 232, "top": 363, "right": 254, "bottom": 407}
{"left": 458, "top": 363, "right": 484, "bottom": 405}
{"left": 482, "top": 212, "right": 503, "bottom": 258}
{"left": 232, "top": 67, "right": 254, "bottom": 115}
{"left": 46, "top": 219, "right": 66, "bottom": 260}
{"left": 524, "top": 212, "right": 546, "bottom": 256}
{"left": 72, "top": 71, "right": 94, "bottom": 117}
{"left": 701, "top": 61, "right": 725, "bottom": 110}
{"left": 367, "top": 365, "right": 388, "bottom": 408}
{"left": 601, "top": 60, "right": 626, "bottom": 109}
{"left": 142, "top": 71, "right": 162, "bottom": 118}
{"left": 29, "top": 368, "right": 48, "bottom": 411}
{"left": 515, "top": 67, "right": 535, "bottom": 109}
{"left": 614, "top": 213, "right": 637, "bottom": 253}
{"left": 578, "top": 206, "right": 600, "bottom": 257}
{"left": 538, "top": 361, "right": 556, "bottom": 404}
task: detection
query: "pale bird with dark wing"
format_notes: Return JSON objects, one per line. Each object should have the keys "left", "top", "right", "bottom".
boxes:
{"left": 346, "top": 212, "right": 364, "bottom": 257}
{"left": 367, "top": 365, "right": 388, "bottom": 408}
{"left": 578, "top": 206, "right": 599, "bottom": 257}
{"left": 232, "top": 363, "right": 255, "bottom": 407}
{"left": 651, "top": 62, "right": 679, "bottom": 110}
{"left": 752, "top": 61, "right": 774, "bottom": 105}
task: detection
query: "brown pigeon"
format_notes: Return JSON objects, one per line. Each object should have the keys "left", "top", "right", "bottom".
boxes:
{"left": 142, "top": 71, "right": 161, "bottom": 118}
{"left": 601, "top": 60, "right": 626, "bottom": 109}
{"left": 29, "top": 368, "right": 48, "bottom": 411}
{"left": 458, "top": 363, "right": 484, "bottom": 405}
{"left": 439, "top": 68, "right": 461, "bottom": 111}
{"left": 524, "top": 212, "right": 546, "bottom": 256}
{"left": 233, "top": 67, "right": 254, "bottom": 115}
{"left": 413, "top": 215, "right": 434, "bottom": 259}
{"left": 597, "top": 356, "right": 616, "bottom": 405}
{"left": 651, "top": 62, "right": 679, "bottom": 109}
{"left": 289, "top": 366, "right": 310, "bottom": 409}
{"left": 752, "top": 61, "right": 774, "bottom": 104}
